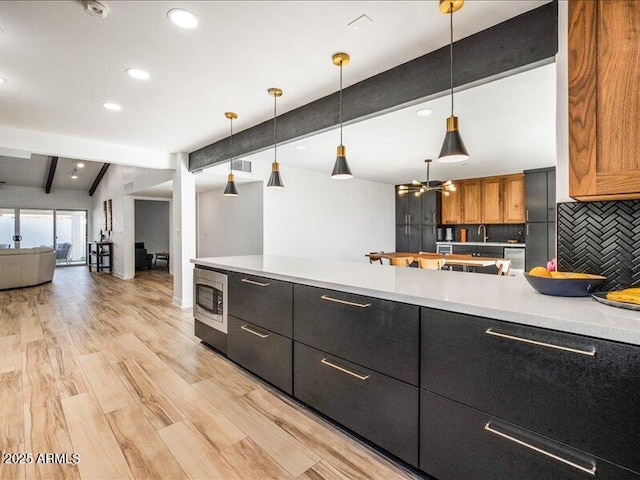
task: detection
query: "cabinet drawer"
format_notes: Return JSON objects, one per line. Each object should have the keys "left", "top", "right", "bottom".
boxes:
{"left": 228, "top": 272, "right": 292, "bottom": 337}
{"left": 294, "top": 342, "right": 418, "bottom": 467}
{"left": 228, "top": 316, "right": 292, "bottom": 394}
{"left": 420, "top": 390, "right": 639, "bottom": 480}
{"left": 294, "top": 284, "right": 419, "bottom": 385}
{"left": 421, "top": 308, "right": 640, "bottom": 472}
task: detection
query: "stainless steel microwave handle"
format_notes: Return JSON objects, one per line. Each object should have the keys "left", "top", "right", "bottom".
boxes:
{"left": 484, "top": 423, "right": 596, "bottom": 476}
{"left": 240, "top": 325, "right": 269, "bottom": 338}
{"left": 241, "top": 278, "right": 270, "bottom": 287}
{"left": 321, "top": 358, "right": 370, "bottom": 381}
{"left": 485, "top": 328, "right": 596, "bottom": 357}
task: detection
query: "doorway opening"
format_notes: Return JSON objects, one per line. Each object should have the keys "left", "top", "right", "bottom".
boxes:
{"left": 134, "top": 199, "right": 170, "bottom": 275}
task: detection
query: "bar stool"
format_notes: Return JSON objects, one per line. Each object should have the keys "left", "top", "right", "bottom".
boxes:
{"left": 496, "top": 259, "right": 512, "bottom": 276}
{"left": 390, "top": 256, "right": 414, "bottom": 267}
{"left": 418, "top": 258, "right": 446, "bottom": 270}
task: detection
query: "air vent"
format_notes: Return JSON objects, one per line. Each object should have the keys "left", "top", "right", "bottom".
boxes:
{"left": 231, "top": 159, "right": 252, "bottom": 173}
{"left": 124, "top": 181, "right": 134, "bottom": 191}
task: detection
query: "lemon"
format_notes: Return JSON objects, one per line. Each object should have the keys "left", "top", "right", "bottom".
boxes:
{"left": 529, "top": 266, "right": 552, "bottom": 278}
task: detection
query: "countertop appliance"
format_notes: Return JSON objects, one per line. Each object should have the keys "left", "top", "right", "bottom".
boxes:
{"left": 194, "top": 267, "right": 228, "bottom": 353}
{"left": 504, "top": 247, "right": 526, "bottom": 273}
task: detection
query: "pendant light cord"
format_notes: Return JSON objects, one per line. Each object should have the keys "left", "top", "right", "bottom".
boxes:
{"left": 339, "top": 61, "right": 343, "bottom": 145}
{"left": 449, "top": 2, "right": 454, "bottom": 117}
{"left": 273, "top": 94, "right": 278, "bottom": 164}
{"left": 229, "top": 118, "right": 234, "bottom": 173}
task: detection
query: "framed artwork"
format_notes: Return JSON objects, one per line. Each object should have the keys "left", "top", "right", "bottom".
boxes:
{"left": 107, "top": 199, "right": 113, "bottom": 233}
{"left": 103, "top": 200, "right": 108, "bottom": 231}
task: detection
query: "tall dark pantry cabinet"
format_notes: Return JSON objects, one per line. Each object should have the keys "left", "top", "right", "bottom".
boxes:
{"left": 395, "top": 185, "right": 441, "bottom": 253}
{"left": 525, "top": 167, "right": 556, "bottom": 271}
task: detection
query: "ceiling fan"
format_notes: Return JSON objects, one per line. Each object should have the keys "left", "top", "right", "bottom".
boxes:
{"left": 398, "top": 159, "right": 456, "bottom": 197}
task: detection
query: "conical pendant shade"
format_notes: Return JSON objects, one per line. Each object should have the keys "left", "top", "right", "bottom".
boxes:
{"left": 267, "top": 162, "right": 284, "bottom": 188}
{"left": 331, "top": 145, "right": 352, "bottom": 179}
{"left": 438, "top": 116, "right": 469, "bottom": 163}
{"left": 223, "top": 173, "right": 238, "bottom": 196}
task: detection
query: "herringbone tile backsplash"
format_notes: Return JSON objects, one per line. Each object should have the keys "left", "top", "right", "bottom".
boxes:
{"left": 557, "top": 201, "right": 640, "bottom": 291}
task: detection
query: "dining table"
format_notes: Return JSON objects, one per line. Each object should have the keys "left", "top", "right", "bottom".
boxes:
{"left": 366, "top": 251, "right": 505, "bottom": 272}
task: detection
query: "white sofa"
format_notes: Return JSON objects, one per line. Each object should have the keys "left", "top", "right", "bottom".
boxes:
{"left": 0, "top": 247, "right": 56, "bottom": 290}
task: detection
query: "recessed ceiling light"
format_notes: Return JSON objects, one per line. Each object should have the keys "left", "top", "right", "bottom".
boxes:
{"left": 167, "top": 8, "right": 198, "bottom": 29}
{"left": 126, "top": 68, "right": 151, "bottom": 80}
{"left": 416, "top": 108, "right": 433, "bottom": 117}
{"left": 295, "top": 145, "right": 306, "bottom": 150}
{"left": 102, "top": 102, "right": 122, "bottom": 111}
{"left": 77, "top": 161, "right": 85, "bottom": 168}
{"left": 0, "top": 78, "right": 5, "bottom": 84}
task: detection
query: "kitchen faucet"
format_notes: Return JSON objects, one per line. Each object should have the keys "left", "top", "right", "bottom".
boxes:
{"left": 477, "top": 224, "right": 488, "bottom": 242}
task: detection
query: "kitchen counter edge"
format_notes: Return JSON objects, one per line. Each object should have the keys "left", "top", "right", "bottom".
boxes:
{"left": 191, "top": 256, "right": 640, "bottom": 347}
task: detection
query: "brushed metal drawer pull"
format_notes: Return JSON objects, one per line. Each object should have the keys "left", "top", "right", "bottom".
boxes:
{"left": 484, "top": 423, "right": 596, "bottom": 476}
{"left": 240, "top": 325, "right": 269, "bottom": 338}
{"left": 485, "top": 328, "right": 596, "bottom": 357}
{"left": 320, "top": 295, "right": 371, "bottom": 308}
{"left": 321, "top": 358, "right": 370, "bottom": 381}
{"left": 241, "top": 278, "right": 270, "bottom": 287}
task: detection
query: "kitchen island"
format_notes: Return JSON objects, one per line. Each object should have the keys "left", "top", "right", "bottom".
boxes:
{"left": 192, "top": 255, "right": 640, "bottom": 480}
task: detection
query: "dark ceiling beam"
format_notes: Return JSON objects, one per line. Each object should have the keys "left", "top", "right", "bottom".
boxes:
{"left": 45, "top": 156, "right": 58, "bottom": 193}
{"left": 89, "top": 163, "right": 110, "bottom": 196}
{"left": 189, "top": 0, "right": 558, "bottom": 171}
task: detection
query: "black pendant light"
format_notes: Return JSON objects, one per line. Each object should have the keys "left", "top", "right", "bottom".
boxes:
{"left": 438, "top": 0, "right": 469, "bottom": 163}
{"left": 267, "top": 87, "right": 284, "bottom": 188}
{"left": 331, "top": 52, "right": 353, "bottom": 179}
{"left": 223, "top": 111, "right": 239, "bottom": 196}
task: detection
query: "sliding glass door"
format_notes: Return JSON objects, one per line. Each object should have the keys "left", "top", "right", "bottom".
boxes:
{"left": 55, "top": 210, "right": 87, "bottom": 265}
{"left": 0, "top": 208, "right": 16, "bottom": 249}
{"left": 0, "top": 207, "right": 87, "bottom": 265}
{"left": 19, "top": 209, "right": 54, "bottom": 248}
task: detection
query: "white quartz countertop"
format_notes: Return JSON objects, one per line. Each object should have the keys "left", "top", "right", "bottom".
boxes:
{"left": 436, "top": 241, "right": 526, "bottom": 247}
{"left": 191, "top": 255, "right": 640, "bottom": 347}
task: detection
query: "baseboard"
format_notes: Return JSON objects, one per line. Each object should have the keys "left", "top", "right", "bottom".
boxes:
{"left": 172, "top": 296, "right": 193, "bottom": 309}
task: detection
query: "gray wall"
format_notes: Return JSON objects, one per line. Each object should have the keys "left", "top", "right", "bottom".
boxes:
{"left": 135, "top": 199, "right": 169, "bottom": 255}
{"left": 197, "top": 181, "right": 263, "bottom": 258}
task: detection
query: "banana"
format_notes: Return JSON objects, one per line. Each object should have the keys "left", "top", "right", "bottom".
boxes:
{"left": 606, "top": 288, "right": 640, "bottom": 305}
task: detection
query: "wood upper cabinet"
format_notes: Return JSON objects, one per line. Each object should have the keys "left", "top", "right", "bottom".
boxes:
{"left": 480, "top": 178, "right": 503, "bottom": 224}
{"left": 441, "top": 186, "right": 463, "bottom": 224}
{"left": 462, "top": 180, "right": 482, "bottom": 224}
{"left": 503, "top": 174, "right": 525, "bottom": 223}
{"left": 569, "top": 0, "right": 640, "bottom": 200}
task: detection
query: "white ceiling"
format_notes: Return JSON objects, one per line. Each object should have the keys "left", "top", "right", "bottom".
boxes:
{"left": 0, "top": 154, "right": 104, "bottom": 191}
{"left": 0, "top": 0, "right": 550, "bottom": 155}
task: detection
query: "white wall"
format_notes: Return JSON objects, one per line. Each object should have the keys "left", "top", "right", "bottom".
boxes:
{"left": 135, "top": 200, "right": 170, "bottom": 254}
{"left": 555, "top": 0, "right": 571, "bottom": 203}
{"left": 263, "top": 166, "right": 395, "bottom": 263}
{"left": 91, "top": 164, "right": 174, "bottom": 279}
{"left": 197, "top": 181, "right": 264, "bottom": 258}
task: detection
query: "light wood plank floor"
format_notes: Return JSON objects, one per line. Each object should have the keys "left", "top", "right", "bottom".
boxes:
{"left": 0, "top": 267, "right": 417, "bottom": 480}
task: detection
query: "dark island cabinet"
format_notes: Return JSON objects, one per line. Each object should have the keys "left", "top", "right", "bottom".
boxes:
{"left": 421, "top": 307, "right": 640, "bottom": 474}
{"left": 420, "top": 390, "right": 640, "bottom": 480}
{"left": 227, "top": 316, "right": 292, "bottom": 394}
{"left": 294, "top": 284, "right": 419, "bottom": 386}
{"left": 294, "top": 342, "right": 419, "bottom": 467}
{"left": 228, "top": 272, "right": 293, "bottom": 337}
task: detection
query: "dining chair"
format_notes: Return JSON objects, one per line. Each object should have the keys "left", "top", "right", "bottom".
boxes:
{"left": 390, "top": 256, "right": 414, "bottom": 267}
{"left": 368, "top": 252, "right": 384, "bottom": 265}
{"left": 496, "top": 259, "right": 512, "bottom": 276}
{"left": 418, "top": 258, "right": 446, "bottom": 270}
